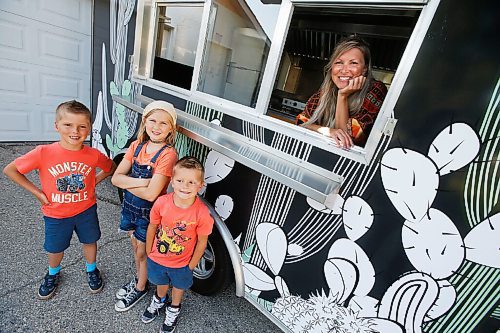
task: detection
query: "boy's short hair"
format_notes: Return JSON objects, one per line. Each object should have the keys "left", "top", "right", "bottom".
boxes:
{"left": 56, "top": 100, "right": 92, "bottom": 122}
{"left": 174, "top": 156, "right": 205, "bottom": 180}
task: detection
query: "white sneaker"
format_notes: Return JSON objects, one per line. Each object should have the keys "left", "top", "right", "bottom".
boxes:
{"left": 115, "top": 277, "right": 136, "bottom": 299}
{"left": 160, "top": 305, "right": 181, "bottom": 333}
{"left": 141, "top": 294, "right": 166, "bottom": 323}
{"left": 114, "top": 287, "right": 148, "bottom": 312}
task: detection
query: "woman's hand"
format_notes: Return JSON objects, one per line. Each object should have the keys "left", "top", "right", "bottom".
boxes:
{"left": 338, "top": 76, "right": 366, "bottom": 97}
{"left": 317, "top": 127, "right": 354, "bottom": 149}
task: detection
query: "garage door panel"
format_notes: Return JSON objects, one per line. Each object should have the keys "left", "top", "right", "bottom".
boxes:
{"left": 39, "top": 70, "right": 89, "bottom": 103}
{"left": 0, "top": 1, "right": 91, "bottom": 141}
{"left": 0, "top": 0, "right": 91, "bottom": 35}
{"left": 0, "top": 11, "right": 90, "bottom": 74}
{"left": 0, "top": 16, "right": 27, "bottom": 50}
{"left": 0, "top": 109, "right": 31, "bottom": 132}
{"left": 0, "top": 103, "right": 64, "bottom": 141}
{"left": 0, "top": 102, "right": 41, "bottom": 141}
{"left": 0, "top": 63, "right": 33, "bottom": 103}
{"left": 0, "top": 59, "right": 89, "bottom": 107}
{"left": 39, "top": 29, "right": 81, "bottom": 64}
{"left": 41, "top": 109, "right": 59, "bottom": 138}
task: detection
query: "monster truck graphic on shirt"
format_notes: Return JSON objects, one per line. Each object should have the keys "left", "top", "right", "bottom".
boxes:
{"left": 156, "top": 222, "right": 192, "bottom": 255}
{"left": 56, "top": 173, "right": 85, "bottom": 193}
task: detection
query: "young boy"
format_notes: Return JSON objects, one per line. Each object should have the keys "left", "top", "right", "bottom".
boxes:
{"left": 3, "top": 100, "right": 116, "bottom": 299}
{"left": 142, "top": 156, "right": 214, "bottom": 333}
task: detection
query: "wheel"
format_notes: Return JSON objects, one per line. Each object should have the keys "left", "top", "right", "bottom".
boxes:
{"left": 157, "top": 241, "right": 169, "bottom": 254}
{"left": 191, "top": 230, "right": 233, "bottom": 296}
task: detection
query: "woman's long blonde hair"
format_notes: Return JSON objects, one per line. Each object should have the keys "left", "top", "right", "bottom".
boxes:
{"left": 137, "top": 109, "right": 177, "bottom": 146}
{"left": 304, "top": 36, "right": 373, "bottom": 128}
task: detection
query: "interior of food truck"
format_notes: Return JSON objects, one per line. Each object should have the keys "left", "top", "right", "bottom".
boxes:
{"left": 267, "top": 5, "right": 421, "bottom": 123}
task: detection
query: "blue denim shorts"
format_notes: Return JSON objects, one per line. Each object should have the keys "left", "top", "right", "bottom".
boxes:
{"left": 43, "top": 204, "right": 100, "bottom": 253}
{"left": 147, "top": 257, "right": 193, "bottom": 290}
{"left": 119, "top": 206, "right": 149, "bottom": 243}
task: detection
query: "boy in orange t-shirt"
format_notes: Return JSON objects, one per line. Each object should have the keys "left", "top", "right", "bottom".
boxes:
{"left": 3, "top": 100, "right": 116, "bottom": 300}
{"left": 142, "top": 156, "right": 214, "bottom": 333}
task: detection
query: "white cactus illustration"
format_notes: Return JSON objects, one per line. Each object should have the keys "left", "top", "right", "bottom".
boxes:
{"left": 342, "top": 196, "right": 374, "bottom": 241}
{"left": 242, "top": 263, "right": 275, "bottom": 291}
{"left": 367, "top": 318, "right": 404, "bottom": 333}
{"left": 348, "top": 295, "right": 379, "bottom": 318}
{"left": 275, "top": 276, "right": 290, "bottom": 297}
{"left": 204, "top": 150, "right": 235, "bottom": 184}
{"left": 324, "top": 258, "right": 358, "bottom": 304}
{"left": 327, "top": 238, "right": 375, "bottom": 297}
{"left": 427, "top": 122, "right": 481, "bottom": 176}
{"left": 378, "top": 271, "right": 439, "bottom": 333}
{"left": 92, "top": 91, "right": 106, "bottom": 153}
{"left": 402, "top": 208, "right": 464, "bottom": 279}
{"left": 288, "top": 243, "right": 304, "bottom": 256}
{"left": 424, "top": 279, "right": 456, "bottom": 322}
{"left": 380, "top": 148, "right": 439, "bottom": 222}
{"left": 256, "top": 223, "right": 287, "bottom": 275}
{"left": 271, "top": 290, "right": 376, "bottom": 333}
{"left": 214, "top": 195, "right": 233, "bottom": 221}
{"left": 463, "top": 212, "right": 500, "bottom": 268}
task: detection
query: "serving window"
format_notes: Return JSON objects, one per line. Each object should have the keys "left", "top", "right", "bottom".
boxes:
{"left": 267, "top": 6, "right": 421, "bottom": 146}
{"left": 132, "top": 0, "right": 437, "bottom": 164}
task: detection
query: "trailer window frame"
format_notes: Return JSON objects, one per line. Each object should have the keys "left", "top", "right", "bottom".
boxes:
{"left": 132, "top": 0, "right": 439, "bottom": 165}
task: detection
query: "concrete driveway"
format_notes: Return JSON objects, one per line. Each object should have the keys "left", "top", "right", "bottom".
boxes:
{"left": 0, "top": 143, "right": 280, "bottom": 333}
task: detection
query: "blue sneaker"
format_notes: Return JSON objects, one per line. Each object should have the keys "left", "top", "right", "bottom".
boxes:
{"left": 38, "top": 272, "right": 60, "bottom": 300}
{"left": 87, "top": 268, "right": 103, "bottom": 293}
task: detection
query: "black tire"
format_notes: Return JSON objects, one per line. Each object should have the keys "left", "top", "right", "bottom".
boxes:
{"left": 191, "top": 230, "right": 233, "bottom": 296}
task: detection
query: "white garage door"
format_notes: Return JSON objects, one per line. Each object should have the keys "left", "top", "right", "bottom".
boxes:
{"left": 0, "top": 0, "right": 92, "bottom": 141}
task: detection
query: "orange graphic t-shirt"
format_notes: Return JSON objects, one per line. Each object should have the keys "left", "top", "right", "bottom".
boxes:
{"left": 15, "top": 143, "right": 114, "bottom": 219}
{"left": 124, "top": 140, "right": 177, "bottom": 178}
{"left": 149, "top": 193, "right": 214, "bottom": 268}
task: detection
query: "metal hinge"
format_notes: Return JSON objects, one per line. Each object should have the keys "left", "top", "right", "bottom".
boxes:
{"left": 383, "top": 117, "right": 398, "bottom": 136}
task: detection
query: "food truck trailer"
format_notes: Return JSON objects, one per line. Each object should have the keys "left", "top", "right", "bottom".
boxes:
{"left": 92, "top": 0, "right": 499, "bottom": 332}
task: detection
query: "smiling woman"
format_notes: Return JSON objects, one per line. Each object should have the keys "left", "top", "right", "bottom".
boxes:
{"left": 296, "top": 36, "right": 388, "bottom": 148}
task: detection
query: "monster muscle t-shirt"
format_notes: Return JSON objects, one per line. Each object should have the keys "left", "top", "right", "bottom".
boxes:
{"left": 15, "top": 143, "right": 114, "bottom": 218}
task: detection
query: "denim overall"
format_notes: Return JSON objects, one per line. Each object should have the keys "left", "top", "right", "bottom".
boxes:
{"left": 121, "top": 142, "right": 170, "bottom": 241}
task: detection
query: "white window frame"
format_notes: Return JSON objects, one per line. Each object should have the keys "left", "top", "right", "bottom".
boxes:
{"left": 132, "top": 0, "right": 440, "bottom": 165}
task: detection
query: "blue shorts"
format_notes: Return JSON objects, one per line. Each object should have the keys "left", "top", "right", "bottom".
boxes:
{"left": 147, "top": 257, "right": 193, "bottom": 290}
{"left": 43, "top": 204, "right": 100, "bottom": 253}
{"left": 119, "top": 207, "right": 149, "bottom": 243}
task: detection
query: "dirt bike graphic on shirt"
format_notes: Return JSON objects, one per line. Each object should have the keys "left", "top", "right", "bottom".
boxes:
{"left": 56, "top": 173, "right": 86, "bottom": 193}
{"left": 156, "top": 222, "right": 192, "bottom": 255}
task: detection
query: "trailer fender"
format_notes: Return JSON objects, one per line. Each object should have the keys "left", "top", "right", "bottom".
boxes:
{"left": 199, "top": 197, "right": 245, "bottom": 297}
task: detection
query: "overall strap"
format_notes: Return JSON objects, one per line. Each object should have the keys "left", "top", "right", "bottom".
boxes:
{"left": 133, "top": 142, "right": 145, "bottom": 158}
{"left": 150, "top": 144, "right": 171, "bottom": 164}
